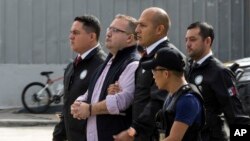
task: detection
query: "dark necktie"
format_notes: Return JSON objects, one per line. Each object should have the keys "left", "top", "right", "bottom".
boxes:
{"left": 141, "top": 49, "right": 147, "bottom": 57}
{"left": 74, "top": 56, "right": 82, "bottom": 66}
{"left": 187, "top": 62, "right": 199, "bottom": 80}
{"left": 192, "top": 62, "right": 199, "bottom": 69}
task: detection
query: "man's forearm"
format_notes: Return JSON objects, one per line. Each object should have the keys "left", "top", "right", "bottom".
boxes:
{"left": 91, "top": 100, "right": 109, "bottom": 115}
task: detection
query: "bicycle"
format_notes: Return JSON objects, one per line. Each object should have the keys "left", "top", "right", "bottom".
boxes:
{"left": 21, "top": 71, "right": 64, "bottom": 113}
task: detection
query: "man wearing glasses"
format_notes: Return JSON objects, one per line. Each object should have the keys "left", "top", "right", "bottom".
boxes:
{"left": 142, "top": 47, "right": 205, "bottom": 141}
{"left": 71, "top": 14, "right": 140, "bottom": 141}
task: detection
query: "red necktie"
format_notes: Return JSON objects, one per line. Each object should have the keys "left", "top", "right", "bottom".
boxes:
{"left": 142, "top": 49, "right": 147, "bottom": 57}
{"left": 75, "top": 56, "right": 82, "bottom": 66}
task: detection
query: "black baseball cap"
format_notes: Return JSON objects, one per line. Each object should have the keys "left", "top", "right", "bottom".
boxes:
{"left": 142, "top": 47, "right": 185, "bottom": 72}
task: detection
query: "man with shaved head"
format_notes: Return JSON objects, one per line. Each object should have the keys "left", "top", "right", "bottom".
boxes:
{"left": 113, "top": 7, "right": 185, "bottom": 141}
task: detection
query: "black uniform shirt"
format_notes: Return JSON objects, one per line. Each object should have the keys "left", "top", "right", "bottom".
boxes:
{"left": 187, "top": 55, "right": 249, "bottom": 140}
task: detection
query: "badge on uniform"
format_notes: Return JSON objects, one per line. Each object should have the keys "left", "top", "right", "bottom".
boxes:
{"left": 142, "top": 69, "right": 145, "bottom": 73}
{"left": 228, "top": 86, "right": 237, "bottom": 96}
{"left": 80, "top": 70, "right": 87, "bottom": 79}
{"left": 194, "top": 75, "right": 203, "bottom": 85}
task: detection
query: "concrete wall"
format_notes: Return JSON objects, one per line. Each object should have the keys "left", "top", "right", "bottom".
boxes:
{"left": 0, "top": 0, "right": 249, "bottom": 64}
{"left": 0, "top": 0, "right": 249, "bottom": 108}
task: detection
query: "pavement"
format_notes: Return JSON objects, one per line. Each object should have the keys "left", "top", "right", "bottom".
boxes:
{"left": 0, "top": 105, "right": 62, "bottom": 127}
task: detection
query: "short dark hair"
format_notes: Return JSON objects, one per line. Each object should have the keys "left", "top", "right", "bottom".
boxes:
{"left": 187, "top": 22, "right": 214, "bottom": 46}
{"left": 74, "top": 15, "right": 101, "bottom": 40}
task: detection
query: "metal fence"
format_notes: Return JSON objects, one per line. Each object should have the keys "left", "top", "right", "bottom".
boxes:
{"left": 0, "top": 0, "right": 249, "bottom": 64}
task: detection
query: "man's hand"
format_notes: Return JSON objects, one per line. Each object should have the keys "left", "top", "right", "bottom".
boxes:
{"left": 77, "top": 102, "right": 90, "bottom": 119}
{"left": 113, "top": 130, "right": 134, "bottom": 141}
{"left": 71, "top": 101, "right": 90, "bottom": 120}
{"left": 71, "top": 101, "right": 80, "bottom": 117}
{"left": 108, "top": 81, "right": 121, "bottom": 95}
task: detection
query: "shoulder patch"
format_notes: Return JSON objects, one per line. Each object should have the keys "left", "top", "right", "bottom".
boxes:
{"left": 228, "top": 86, "right": 237, "bottom": 96}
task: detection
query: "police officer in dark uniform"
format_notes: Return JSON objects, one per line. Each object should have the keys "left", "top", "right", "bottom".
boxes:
{"left": 142, "top": 47, "right": 205, "bottom": 141}
{"left": 185, "top": 21, "right": 250, "bottom": 141}
{"left": 113, "top": 7, "right": 178, "bottom": 141}
{"left": 52, "top": 15, "right": 107, "bottom": 141}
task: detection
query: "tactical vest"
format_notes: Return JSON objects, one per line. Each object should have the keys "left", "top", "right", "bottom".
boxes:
{"left": 156, "top": 84, "right": 205, "bottom": 141}
{"left": 86, "top": 45, "right": 140, "bottom": 141}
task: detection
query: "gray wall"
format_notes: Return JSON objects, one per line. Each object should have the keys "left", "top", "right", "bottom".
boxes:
{"left": 0, "top": 0, "right": 249, "bottom": 108}
{"left": 0, "top": 0, "right": 249, "bottom": 64}
{"left": 0, "top": 64, "right": 65, "bottom": 108}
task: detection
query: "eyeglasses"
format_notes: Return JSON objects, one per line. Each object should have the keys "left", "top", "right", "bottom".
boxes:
{"left": 106, "top": 27, "right": 130, "bottom": 34}
{"left": 151, "top": 68, "right": 168, "bottom": 74}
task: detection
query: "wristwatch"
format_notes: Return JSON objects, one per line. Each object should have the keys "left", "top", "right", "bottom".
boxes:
{"left": 127, "top": 127, "right": 136, "bottom": 137}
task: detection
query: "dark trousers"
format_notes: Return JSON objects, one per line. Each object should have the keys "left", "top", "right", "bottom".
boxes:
{"left": 201, "top": 128, "right": 229, "bottom": 141}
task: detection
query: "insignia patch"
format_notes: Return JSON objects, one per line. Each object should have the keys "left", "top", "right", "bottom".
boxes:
{"left": 80, "top": 70, "right": 87, "bottom": 79}
{"left": 142, "top": 69, "right": 145, "bottom": 73}
{"left": 228, "top": 86, "right": 237, "bottom": 96}
{"left": 194, "top": 75, "right": 203, "bottom": 85}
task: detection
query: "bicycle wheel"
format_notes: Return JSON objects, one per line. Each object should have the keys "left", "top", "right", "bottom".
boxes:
{"left": 21, "top": 82, "right": 52, "bottom": 113}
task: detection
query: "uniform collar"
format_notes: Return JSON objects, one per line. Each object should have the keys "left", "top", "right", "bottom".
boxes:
{"left": 145, "top": 36, "right": 168, "bottom": 55}
{"left": 196, "top": 51, "right": 213, "bottom": 65}
{"left": 77, "top": 43, "right": 100, "bottom": 60}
